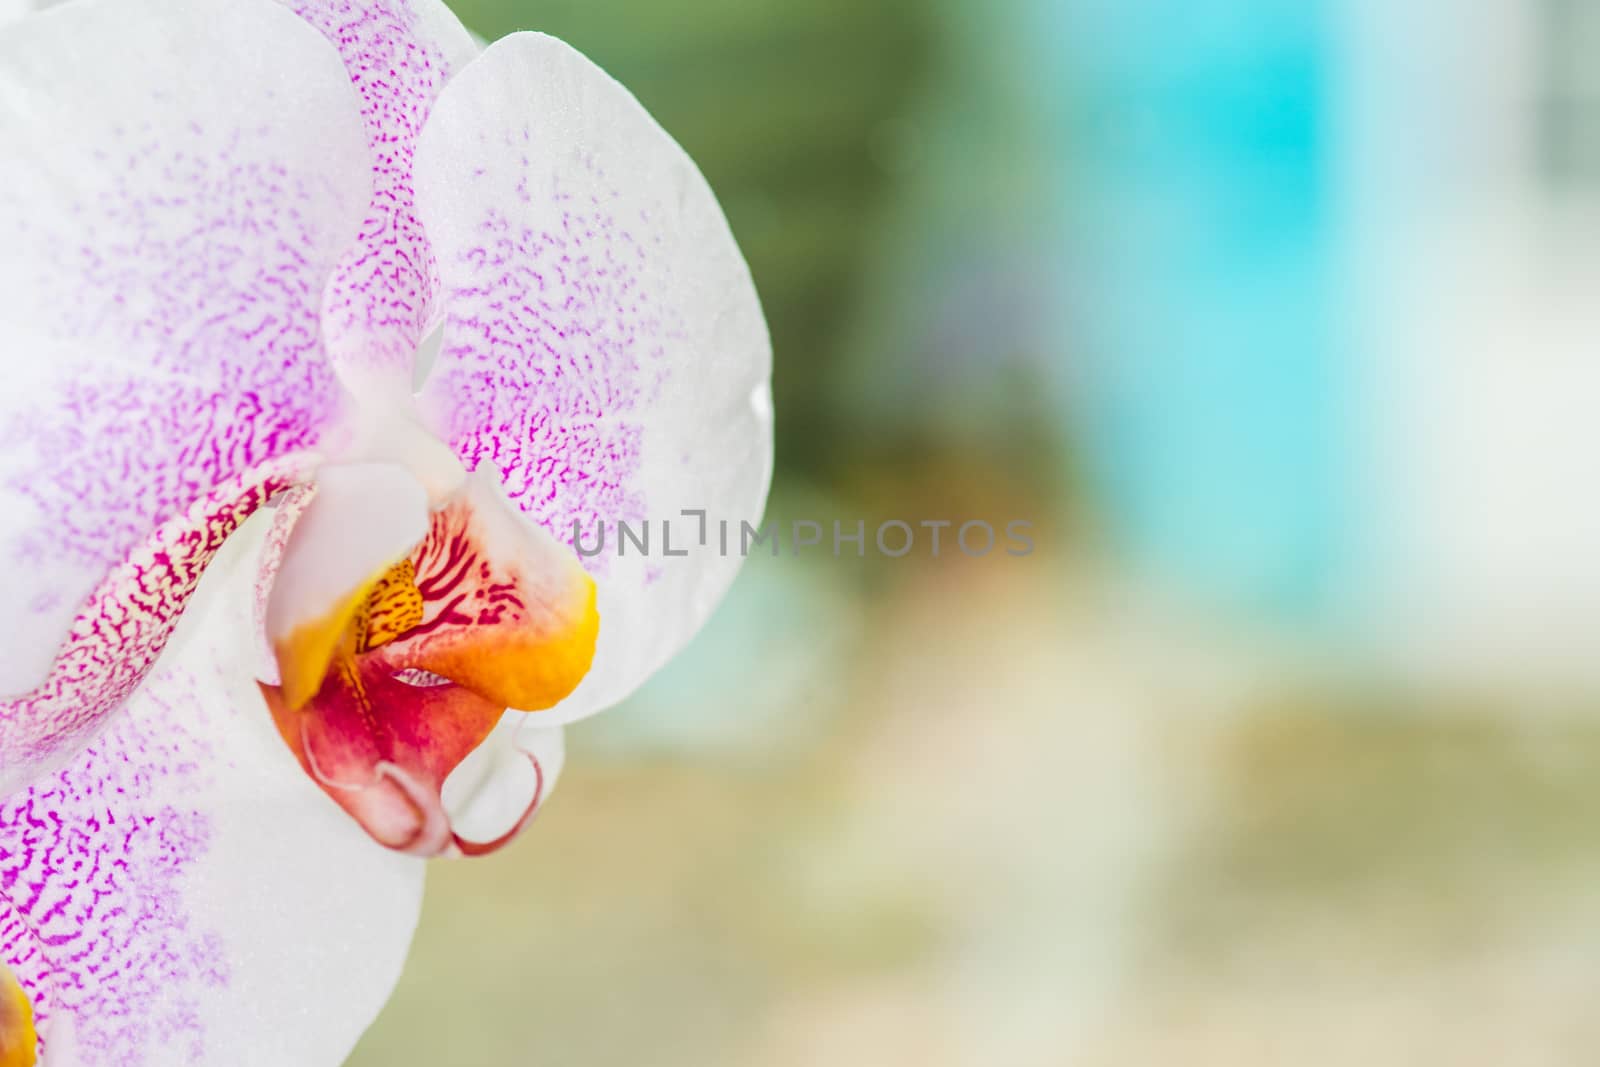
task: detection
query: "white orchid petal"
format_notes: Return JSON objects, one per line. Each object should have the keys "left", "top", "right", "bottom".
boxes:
{"left": 0, "top": 0, "right": 371, "bottom": 779}
{"left": 1, "top": 520, "right": 424, "bottom": 1067}
{"left": 413, "top": 33, "right": 774, "bottom": 723}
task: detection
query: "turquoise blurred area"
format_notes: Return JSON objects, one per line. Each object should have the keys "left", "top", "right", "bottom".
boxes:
{"left": 1039, "top": 0, "right": 1342, "bottom": 617}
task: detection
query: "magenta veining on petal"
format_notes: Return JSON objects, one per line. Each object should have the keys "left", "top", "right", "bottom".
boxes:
{"left": 1, "top": 690, "right": 226, "bottom": 1066}
{"left": 283, "top": 0, "right": 472, "bottom": 376}
{"left": 0, "top": 462, "right": 307, "bottom": 790}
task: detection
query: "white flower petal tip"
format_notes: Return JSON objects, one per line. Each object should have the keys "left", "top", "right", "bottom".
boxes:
{"left": 1, "top": 518, "right": 423, "bottom": 1067}
{"left": 413, "top": 32, "right": 775, "bottom": 723}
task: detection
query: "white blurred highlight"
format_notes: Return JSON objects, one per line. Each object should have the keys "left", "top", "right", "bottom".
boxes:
{"left": 1341, "top": 0, "right": 1600, "bottom": 690}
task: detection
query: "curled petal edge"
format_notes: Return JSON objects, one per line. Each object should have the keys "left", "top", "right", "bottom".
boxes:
{"left": 0, "top": 455, "right": 313, "bottom": 793}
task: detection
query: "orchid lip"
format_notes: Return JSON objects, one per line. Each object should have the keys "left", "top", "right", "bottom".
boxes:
{"left": 259, "top": 462, "right": 597, "bottom": 855}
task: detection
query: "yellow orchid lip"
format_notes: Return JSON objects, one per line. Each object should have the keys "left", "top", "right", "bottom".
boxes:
{"left": 0, "top": 961, "right": 37, "bottom": 1067}
{"left": 262, "top": 469, "right": 598, "bottom": 855}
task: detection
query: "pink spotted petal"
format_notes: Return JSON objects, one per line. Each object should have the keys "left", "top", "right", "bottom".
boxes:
{"left": 0, "top": 521, "right": 424, "bottom": 1067}
{"left": 0, "top": 0, "right": 371, "bottom": 778}
{"left": 281, "top": 0, "right": 477, "bottom": 397}
{"left": 413, "top": 34, "right": 774, "bottom": 723}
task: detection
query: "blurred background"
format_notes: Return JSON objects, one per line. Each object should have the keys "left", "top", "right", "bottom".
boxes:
{"left": 350, "top": 1, "right": 1600, "bottom": 1064}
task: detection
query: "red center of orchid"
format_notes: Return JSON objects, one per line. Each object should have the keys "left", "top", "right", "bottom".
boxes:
{"left": 259, "top": 473, "right": 597, "bottom": 856}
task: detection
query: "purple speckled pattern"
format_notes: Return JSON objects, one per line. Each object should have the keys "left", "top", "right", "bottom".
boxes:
{"left": 3, "top": 133, "right": 342, "bottom": 573}
{"left": 424, "top": 184, "right": 661, "bottom": 556}
{"left": 0, "top": 687, "right": 225, "bottom": 1066}
{"left": 415, "top": 76, "right": 695, "bottom": 560}
{"left": 0, "top": 0, "right": 472, "bottom": 778}
{"left": 5, "top": 510, "right": 429, "bottom": 1063}
{"left": 282, "top": 0, "right": 475, "bottom": 379}
{"left": 0, "top": 0, "right": 369, "bottom": 778}
{"left": 2, "top": 520, "right": 426, "bottom": 1065}
{"left": 412, "top": 35, "right": 773, "bottom": 718}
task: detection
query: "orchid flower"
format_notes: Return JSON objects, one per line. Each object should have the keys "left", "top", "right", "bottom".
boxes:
{"left": 0, "top": 0, "right": 772, "bottom": 1061}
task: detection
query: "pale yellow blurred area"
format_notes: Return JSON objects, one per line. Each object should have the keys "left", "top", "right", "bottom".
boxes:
{"left": 350, "top": 527, "right": 1600, "bottom": 1065}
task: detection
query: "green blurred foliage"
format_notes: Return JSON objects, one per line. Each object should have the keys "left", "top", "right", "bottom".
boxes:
{"left": 452, "top": 0, "right": 937, "bottom": 478}
{"left": 1162, "top": 697, "right": 1600, "bottom": 956}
